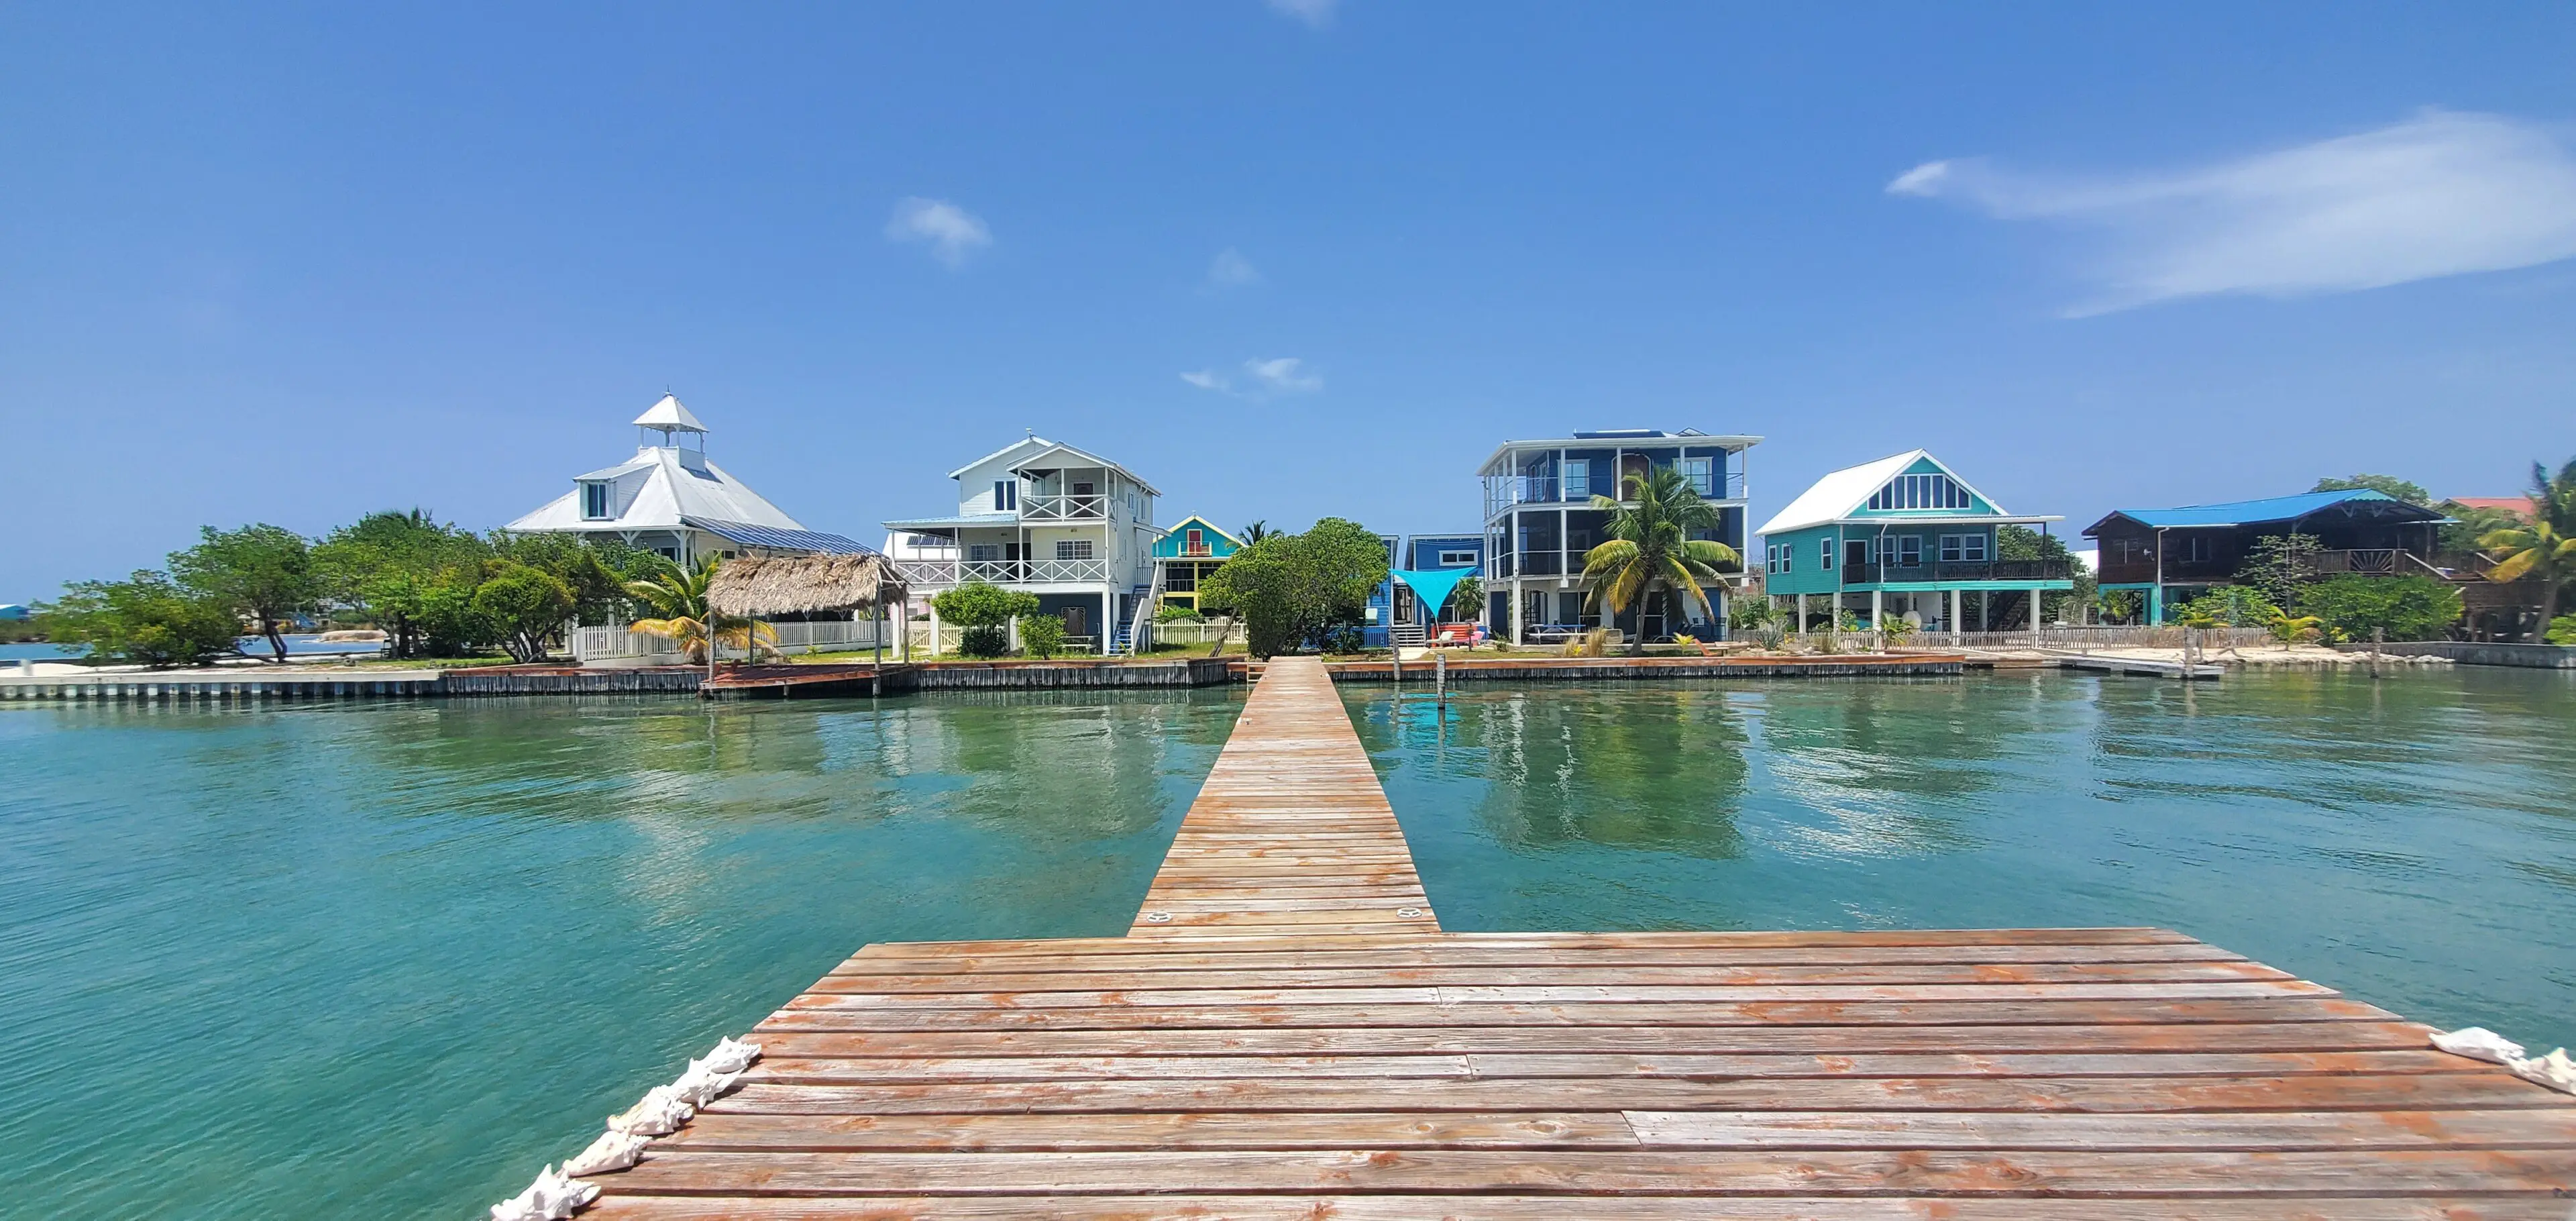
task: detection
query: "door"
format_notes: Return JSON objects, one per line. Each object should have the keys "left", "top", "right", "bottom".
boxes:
{"left": 1062, "top": 605, "right": 1090, "bottom": 638}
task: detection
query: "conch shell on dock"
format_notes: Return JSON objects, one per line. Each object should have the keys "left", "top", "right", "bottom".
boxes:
{"left": 488, "top": 1163, "right": 598, "bottom": 1221}
{"left": 606, "top": 1085, "right": 695, "bottom": 1136}
{"left": 698, "top": 1035, "right": 761, "bottom": 1074}
{"left": 561, "top": 1129, "right": 651, "bottom": 1177}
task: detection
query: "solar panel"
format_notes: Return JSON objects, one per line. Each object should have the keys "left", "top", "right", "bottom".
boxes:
{"left": 683, "top": 517, "right": 881, "bottom": 555}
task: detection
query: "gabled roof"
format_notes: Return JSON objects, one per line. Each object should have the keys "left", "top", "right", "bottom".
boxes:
{"left": 2084, "top": 488, "right": 2445, "bottom": 535}
{"left": 1756, "top": 450, "right": 2036, "bottom": 536}
{"left": 1163, "top": 515, "right": 1241, "bottom": 547}
{"left": 507, "top": 447, "right": 806, "bottom": 533}
{"left": 632, "top": 394, "right": 706, "bottom": 432}
{"left": 1478, "top": 431, "right": 1763, "bottom": 476}
{"left": 944, "top": 435, "right": 1162, "bottom": 496}
{"left": 2445, "top": 496, "right": 2534, "bottom": 517}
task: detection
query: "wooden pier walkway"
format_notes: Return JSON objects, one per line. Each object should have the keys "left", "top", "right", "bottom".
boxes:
{"left": 576, "top": 657, "right": 2576, "bottom": 1217}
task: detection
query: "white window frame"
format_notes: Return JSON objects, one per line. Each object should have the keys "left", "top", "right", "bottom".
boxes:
{"left": 1056, "top": 539, "right": 1093, "bottom": 561}
{"left": 1819, "top": 539, "right": 1834, "bottom": 571}
{"left": 1682, "top": 456, "right": 1715, "bottom": 497}
{"left": 967, "top": 543, "right": 1002, "bottom": 562}
{"left": 580, "top": 481, "right": 611, "bottom": 521}
{"left": 1438, "top": 549, "right": 1478, "bottom": 567}
{"left": 1939, "top": 533, "right": 1989, "bottom": 563}
{"left": 993, "top": 480, "right": 1018, "bottom": 511}
{"left": 1896, "top": 536, "right": 1923, "bottom": 568}
{"left": 1563, "top": 462, "right": 1590, "bottom": 501}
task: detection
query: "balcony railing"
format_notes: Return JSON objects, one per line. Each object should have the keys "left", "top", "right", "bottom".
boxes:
{"left": 1482, "top": 471, "right": 1746, "bottom": 519}
{"left": 1836, "top": 559, "right": 2074, "bottom": 585}
{"left": 892, "top": 558, "right": 1112, "bottom": 587}
{"left": 1020, "top": 493, "right": 1108, "bottom": 521}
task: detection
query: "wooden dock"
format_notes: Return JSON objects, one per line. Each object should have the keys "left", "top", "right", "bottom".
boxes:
{"left": 572, "top": 656, "right": 2576, "bottom": 1217}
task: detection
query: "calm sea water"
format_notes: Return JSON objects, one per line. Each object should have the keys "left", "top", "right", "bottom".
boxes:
{"left": 5, "top": 670, "right": 2572, "bottom": 1218}
{"left": 1347, "top": 668, "right": 2576, "bottom": 1053}
{"left": 0, "top": 692, "right": 1243, "bottom": 1220}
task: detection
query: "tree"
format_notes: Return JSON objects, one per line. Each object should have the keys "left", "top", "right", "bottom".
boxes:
{"left": 1994, "top": 524, "right": 2072, "bottom": 563}
{"left": 1238, "top": 521, "right": 1271, "bottom": 544}
{"left": 40, "top": 572, "right": 241, "bottom": 668}
{"left": 2480, "top": 519, "right": 2575, "bottom": 633}
{"left": 2312, "top": 474, "right": 2430, "bottom": 505}
{"left": 315, "top": 509, "right": 490, "bottom": 658}
{"left": 1577, "top": 466, "right": 1740, "bottom": 655}
{"left": 931, "top": 580, "right": 1040, "bottom": 658}
{"left": 490, "top": 531, "right": 641, "bottom": 624}
{"left": 2167, "top": 586, "right": 2282, "bottom": 629}
{"left": 168, "top": 524, "right": 321, "bottom": 662}
{"left": 2237, "top": 533, "right": 2325, "bottom": 613}
{"left": 473, "top": 566, "right": 578, "bottom": 663}
{"left": 2303, "top": 574, "right": 2463, "bottom": 643}
{"left": 1197, "top": 518, "right": 1389, "bottom": 658}
{"left": 1018, "top": 613, "right": 1067, "bottom": 658}
{"left": 1443, "top": 574, "right": 1484, "bottom": 622}
{"left": 625, "top": 555, "right": 775, "bottom": 664}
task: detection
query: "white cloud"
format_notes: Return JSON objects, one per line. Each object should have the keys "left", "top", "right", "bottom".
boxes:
{"left": 1265, "top": 0, "right": 1336, "bottom": 29}
{"left": 883, "top": 197, "right": 993, "bottom": 268}
{"left": 1888, "top": 110, "right": 2576, "bottom": 314}
{"left": 1244, "top": 356, "right": 1322, "bottom": 393}
{"left": 1179, "top": 357, "right": 1322, "bottom": 396}
{"left": 1206, "top": 248, "right": 1262, "bottom": 289}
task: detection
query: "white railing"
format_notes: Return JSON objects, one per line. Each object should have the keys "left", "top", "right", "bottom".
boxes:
{"left": 1020, "top": 492, "right": 1108, "bottom": 521}
{"left": 572, "top": 618, "right": 885, "bottom": 663}
{"left": 1149, "top": 619, "right": 1239, "bottom": 647}
{"left": 892, "top": 558, "right": 1112, "bottom": 587}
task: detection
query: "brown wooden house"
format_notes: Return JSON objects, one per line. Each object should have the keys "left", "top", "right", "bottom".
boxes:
{"left": 2083, "top": 489, "right": 2449, "bottom": 624}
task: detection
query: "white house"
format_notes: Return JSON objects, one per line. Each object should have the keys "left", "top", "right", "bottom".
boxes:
{"left": 507, "top": 394, "right": 873, "bottom": 564}
{"left": 885, "top": 435, "right": 1161, "bottom": 654}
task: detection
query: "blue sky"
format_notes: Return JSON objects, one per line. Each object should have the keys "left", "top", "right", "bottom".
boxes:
{"left": 6, "top": 3, "right": 2576, "bottom": 598}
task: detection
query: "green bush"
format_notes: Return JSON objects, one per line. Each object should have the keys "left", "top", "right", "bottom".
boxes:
{"left": 1197, "top": 518, "right": 1389, "bottom": 658}
{"left": 1153, "top": 602, "right": 1203, "bottom": 623}
{"left": 1018, "top": 614, "right": 1067, "bottom": 658}
{"left": 2302, "top": 574, "right": 2463, "bottom": 643}
{"left": 958, "top": 625, "right": 1010, "bottom": 657}
{"left": 2545, "top": 615, "right": 2576, "bottom": 645}
{"left": 42, "top": 572, "right": 243, "bottom": 668}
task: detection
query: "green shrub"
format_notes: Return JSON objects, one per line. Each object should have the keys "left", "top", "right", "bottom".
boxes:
{"left": 2167, "top": 587, "right": 2282, "bottom": 628}
{"left": 933, "top": 581, "right": 1040, "bottom": 659}
{"left": 958, "top": 625, "right": 1010, "bottom": 657}
{"left": 42, "top": 572, "right": 243, "bottom": 668}
{"left": 1018, "top": 615, "right": 1067, "bottom": 658}
{"left": 2302, "top": 574, "right": 2463, "bottom": 643}
{"left": 470, "top": 565, "right": 576, "bottom": 662}
{"left": 1153, "top": 602, "right": 1203, "bottom": 623}
{"left": 2545, "top": 615, "right": 2576, "bottom": 645}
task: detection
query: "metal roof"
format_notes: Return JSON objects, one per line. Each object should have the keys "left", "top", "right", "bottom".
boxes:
{"left": 1477, "top": 432, "right": 1762, "bottom": 476}
{"left": 1756, "top": 449, "right": 2051, "bottom": 536}
{"left": 883, "top": 512, "right": 1020, "bottom": 530}
{"left": 683, "top": 517, "right": 879, "bottom": 555}
{"left": 632, "top": 393, "right": 707, "bottom": 432}
{"left": 2086, "top": 488, "right": 2443, "bottom": 533}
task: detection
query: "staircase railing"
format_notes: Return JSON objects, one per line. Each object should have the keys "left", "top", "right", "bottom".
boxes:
{"left": 1121, "top": 566, "right": 1167, "bottom": 655}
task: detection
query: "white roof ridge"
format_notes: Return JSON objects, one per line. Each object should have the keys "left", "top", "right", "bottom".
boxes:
{"left": 633, "top": 394, "right": 707, "bottom": 432}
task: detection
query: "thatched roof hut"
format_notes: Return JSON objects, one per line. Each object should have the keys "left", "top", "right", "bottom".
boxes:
{"left": 706, "top": 553, "right": 905, "bottom": 619}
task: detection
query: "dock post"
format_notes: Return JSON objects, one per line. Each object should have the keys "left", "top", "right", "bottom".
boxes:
{"left": 2371, "top": 627, "right": 2383, "bottom": 678}
{"left": 1434, "top": 647, "right": 1446, "bottom": 710}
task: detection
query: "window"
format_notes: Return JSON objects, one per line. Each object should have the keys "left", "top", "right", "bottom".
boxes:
{"left": 580, "top": 481, "right": 610, "bottom": 520}
{"left": 1072, "top": 480, "right": 1096, "bottom": 496}
{"left": 1778, "top": 543, "right": 1792, "bottom": 574}
{"left": 2182, "top": 535, "right": 2215, "bottom": 563}
{"left": 1056, "top": 539, "right": 1093, "bottom": 561}
{"left": 1683, "top": 456, "right": 1715, "bottom": 496}
{"left": 1939, "top": 533, "right": 1988, "bottom": 562}
{"left": 992, "top": 480, "right": 1018, "bottom": 511}
{"left": 1867, "top": 472, "right": 1972, "bottom": 511}
{"left": 1896, "top": 537, "right": 1923, "bottom": 567}
{"left": 1564, "top": 462, "right": 1589, "bottom": 500}
{"left": 1439, "top": 549, "right": 1478, "bottom": 567}
{"left": 1819, "top": 539, "right": 1834, "bottom": 571}
{"left": 968, "top": 544, "right": 1001, "bottom": 562}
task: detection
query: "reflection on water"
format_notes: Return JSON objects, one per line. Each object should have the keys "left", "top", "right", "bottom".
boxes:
{"left": 1350, "top": 668, "right": 2576, "bottom": 1053}
{"left": 0, "top": 690, "right": 1241, "bottom": 1220}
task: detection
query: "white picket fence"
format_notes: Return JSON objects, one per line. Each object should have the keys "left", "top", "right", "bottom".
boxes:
{"left": 572, "top": 618, "right": 888, "bottom": 665}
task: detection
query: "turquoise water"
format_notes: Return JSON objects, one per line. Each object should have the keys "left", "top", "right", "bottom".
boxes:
{"left": 7, "top": 670, "right": 2575, "bottom": 1219}
{"left": 0, "top": 692, "right": 1242, "bottom": 1219}
{"left": 1347, "top": 668, "right": 2576, "bottom": 1051}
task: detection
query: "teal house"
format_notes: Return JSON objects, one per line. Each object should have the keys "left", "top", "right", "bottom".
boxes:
{"left": 1756, "top": 450, "right": 2074, "bottom": 634}
{"left": 1148, "top": 515, "right": 1242, "bottom": 615}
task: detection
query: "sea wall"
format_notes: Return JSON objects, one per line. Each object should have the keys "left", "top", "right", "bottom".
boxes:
{"left": 2338, "top": 641, "right": 2576, "bottom": 669}
{"left": 1322, "top": 655, "right": 1966, "bottom": 682}
{"left": 908, "top": 657, "right": 1234, "bottom": 688}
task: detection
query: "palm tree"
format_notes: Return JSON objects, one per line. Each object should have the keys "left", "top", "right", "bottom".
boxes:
{"left": 1578, "top": 466, "right": 1742, "bottom": 655}
{"left": 2481, "top": 518, "right": 2576, "bottom": 634}
{"left": 1238, "top": 521, "right": 1271, "bottom": 544}
{"left": 623, "top": 555, "right": 775, "bottom": 664}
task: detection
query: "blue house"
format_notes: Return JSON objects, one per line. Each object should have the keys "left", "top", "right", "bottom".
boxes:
{"left": 1363, "top": 533, "right": 1486, "bottom": 647}
{"left": 1478, "top": 428, "right": 1759, "bottom": 643}
{"left": 1757, "top": 449, "right": 2074, "bottom": 634}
